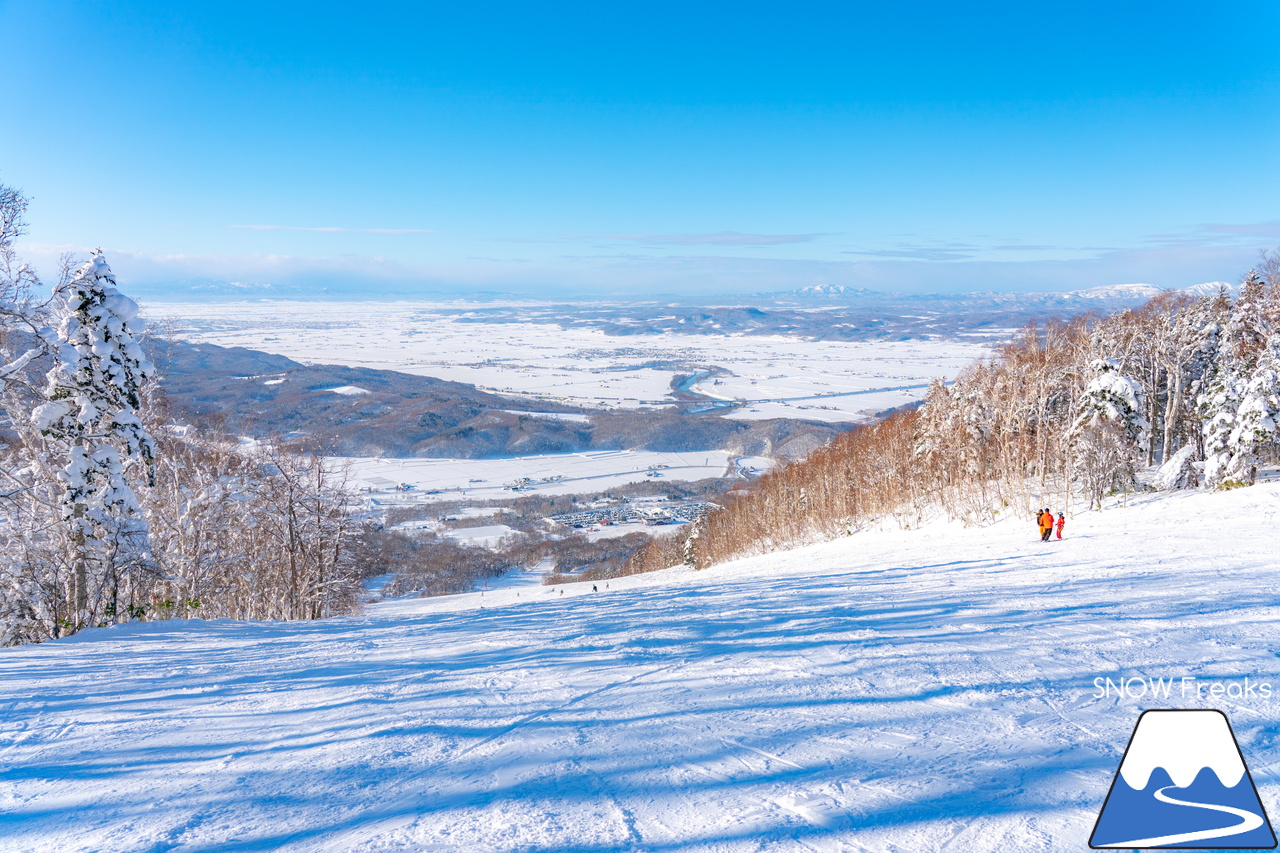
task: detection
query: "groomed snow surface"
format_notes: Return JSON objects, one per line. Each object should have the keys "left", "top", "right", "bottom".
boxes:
{"left": 4, "top": 484, "right": 1280, "bottom": 852}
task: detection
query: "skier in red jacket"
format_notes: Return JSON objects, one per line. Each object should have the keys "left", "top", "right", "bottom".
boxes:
{"left": 1055, "top": 512, "right": 1066, "bottom": 539}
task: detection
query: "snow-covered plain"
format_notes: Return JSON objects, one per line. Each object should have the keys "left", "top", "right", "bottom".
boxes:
{"left": 142, "top": 301, "right": 987, "bottom": 420}
{"left": 341, "top": 450, "right": 736, "bottom": 505}
{"left": 689, "top": 359, "right": 952, "bottom": 423}
{"left": 442, "top": 525, "right": 519, "bottom": 549}
{"left": 5, "top": 483, "right": 1280, "bottom": 852}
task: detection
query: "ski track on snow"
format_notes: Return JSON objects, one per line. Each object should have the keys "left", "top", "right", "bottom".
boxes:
{"left": 2, "top": 485, "right": 1280, "bottom": 851}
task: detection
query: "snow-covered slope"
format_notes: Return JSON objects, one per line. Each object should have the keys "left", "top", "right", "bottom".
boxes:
{"left": 4, "top": 485, "right": 1280, "bottom": 852}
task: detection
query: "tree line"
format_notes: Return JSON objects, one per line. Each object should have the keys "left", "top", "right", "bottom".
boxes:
{"left": 0, "top": 186, "right": 361, "bottom": 645}
{"left": 625, "top": 258, "right": 1280, "bottom": 573}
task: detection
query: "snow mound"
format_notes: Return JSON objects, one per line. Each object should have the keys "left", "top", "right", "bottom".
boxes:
{"left": 326, "top": 385, "right": 371, "bottom": 396}
{"left": 1153, "top": 445, "right": 1199, "bottom": 489}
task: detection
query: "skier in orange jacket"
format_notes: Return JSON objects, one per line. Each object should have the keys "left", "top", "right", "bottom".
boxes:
{"left": 1038, "top": 508, "right": 1053, "bottom": 541}
{"left": 1055, "top": 512, "right": 1066, "bottom": 539}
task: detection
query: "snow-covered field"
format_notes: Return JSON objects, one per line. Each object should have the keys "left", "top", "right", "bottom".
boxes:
{"left": 442, "top": 525, "right": 519, "bottom": 549}
{"left": 341, "top": 449, "right": 738, "bottom": 505}
{"left": 5, "top": 483, "right": 1279, "bottom": 852}
{"left": 142, "top": 301, "right": 987, "bottom": 420}
{"left": 688, "top": 354, "right": 956, "bottom": 423}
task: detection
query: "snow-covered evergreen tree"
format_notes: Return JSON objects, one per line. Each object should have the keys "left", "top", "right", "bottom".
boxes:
{"left": 31, "top": 252, "right": 156, "bottom": 631}
{"left": 1201, "top": 270, "right": 1274, "bottom": 488}
{"left": 1218, "top": 333, "right": 1280, "bottom": 485}
{"left": 682, "top": 516, "right": 703, "bottom": 568}
{"left": 1071, "top": 359, "right": 1148, "bottom": 448}
{"left": 1225, "top": 270, "right": 1269, "bottom": 365}
{"left": 1183, "top": 290, "right": 1228, "bottom": 454}
{"left": 1069, "top": 359, "right": 1148, "bottom": 508}
{"left": 1200, "top": 366, "right": 1242, "bottom": 487}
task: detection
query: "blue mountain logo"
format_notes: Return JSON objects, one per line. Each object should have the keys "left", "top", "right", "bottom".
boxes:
{"left": 1091, "top": 709, "right": 1276, "bottom": 849}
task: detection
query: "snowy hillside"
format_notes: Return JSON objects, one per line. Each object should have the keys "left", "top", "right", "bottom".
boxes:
{"left": 1181, "top": 280, "right": 1236, "bottom": 298}
{"left": 1066, "top": 282, "right": 1162, "bottom": 300}
{"left": 4, "top": 484, "right": 1280, "bottom": 852}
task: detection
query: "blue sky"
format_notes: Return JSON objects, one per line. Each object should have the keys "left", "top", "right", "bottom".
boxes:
{"left": 2, "top": 1, "right": 1278, "bottom": 297}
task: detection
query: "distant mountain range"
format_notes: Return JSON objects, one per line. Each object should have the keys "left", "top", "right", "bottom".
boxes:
{"left": 132, "top": 276, "right": 1239, "bottom": 308}
{"left": 240, "top": 282, "right": 1234, "bottom": 345}
{"left": 512, "top": 281, "right": 1239, "bottom": 341}
{"left": 1177, "top": 281, "right": 1235, "bottom": 298}
{"left": 790, "top": 284, "right": 880, "bottom": 298}
{"left": 777, "top": 281, "right": 1235, "bottom": 304}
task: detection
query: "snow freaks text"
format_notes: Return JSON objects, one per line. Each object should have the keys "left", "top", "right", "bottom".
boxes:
{"left": 1093, "top": 676, "right": 1273, "bottom": 702}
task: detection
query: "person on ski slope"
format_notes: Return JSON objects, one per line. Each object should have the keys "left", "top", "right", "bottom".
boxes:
{"left": 1055, "top": 512, "right": 1066, "bottom": 539}
{"left": 1038, "top": 508, "right": 1053, "bottom": 541}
